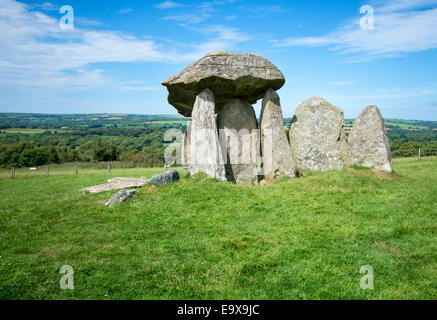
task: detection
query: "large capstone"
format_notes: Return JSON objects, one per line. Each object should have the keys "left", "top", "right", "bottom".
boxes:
{"left": 260, "top": 89, "right": 295, "bottom": 181}
{"left": 217, "top": 99, "right": 259, "bottom": 184}
{"left": 348, "top": 105, "right": 393, "bottom": 172}
{"left": 162, "top": 51, "right": 285, "bottom": 117}
{"left": 289, "top": 97, "right": 348, "bottom": 174}
{"left": 189, "top": 88, "right": 226, "bottom": 180}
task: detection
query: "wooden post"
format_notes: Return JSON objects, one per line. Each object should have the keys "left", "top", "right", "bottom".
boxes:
{"left": 45, "top": 166, "right": 49, "bottom": 177}
{"left": 11, "top": 167, "right": 15, "bottom": 179}
{"left": 419, "top": 147, "right": 421, "bottom": 160}
{"left": 107, "top": 164, "right": 111, "bottom": 174}
{"left": 75, "top": 166, "right": 78, "bottom": 176}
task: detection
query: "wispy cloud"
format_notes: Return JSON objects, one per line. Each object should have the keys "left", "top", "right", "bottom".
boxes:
{"left": 75, "top": 17, "right": 103, "bottom": 27}
{"left": 28, "top": 2, "right": 59, "bottom": 11}
{"left": 245, "top": 5, "right": 285, "bottom": 15}
{"left": 162, "top": 0, "right": 236, "bottom": 25}
{"left": 163, "top": 13, "right": 209, "bottom": 24}
{"left": 154, "top": 1, "right": 185, "bottom": 10}
{"left": 273, "top": 0, "right": 437, "bottom": 61}
{"left": 225, "top": 15, "right": 237, "bottom": 20}
{"left": 0, "top": 0, "right": 251, "bottom": 92}
{"left": 376, "top": 0, "right": 437, "bottom": 12}
{"left": 117, "top": 7, "right": 133, "bottom": 14}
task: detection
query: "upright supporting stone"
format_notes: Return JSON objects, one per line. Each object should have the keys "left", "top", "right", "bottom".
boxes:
{"left": 11, "top": 167, "right": 15, "bottom": 179}
{"left": 107, "top": 164, "right": 111, "bottom": 174}
{"left": 189, "top": 88, "right": 226, "bottom": 180}
{"left": 181, "top": 121, "right": 191, "bottom": 174}
{"left": 289, "top": 97, "right": 348, "bottom": 174}
{"left": 348, "top": 105, "right": 393, "bottom": 172}
{"left": 45, "top": 166, "right": 49, "bottom": 177}
{"left": 260, "top": 89, "right": 295, "bottom": 181}
{"left": 217, "top": 99, "right": 260, "bottom": 184}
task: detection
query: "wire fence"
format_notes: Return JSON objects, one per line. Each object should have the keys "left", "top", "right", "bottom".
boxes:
{"left": 1, "top": 162, "right": 179, "bottom": 179}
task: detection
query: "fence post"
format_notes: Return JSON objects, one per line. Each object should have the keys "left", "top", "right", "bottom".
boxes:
{"left": 45, "top": 165, "right": 49, "bottom": 177}
{"left": 75, "top": 166, "right": 78, "bottom": 176}
{"left": 419, "top": 147, "right": 421, "bottom": 160}
{"left": 11, "top": 167, "right": 15, "bottom": 179}
{"left": 107, "top": 164, "right": 111, "bottom": 174}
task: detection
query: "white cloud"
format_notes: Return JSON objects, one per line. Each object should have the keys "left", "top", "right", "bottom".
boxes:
{"left": 0, "top": 0, "right": 251, "bottom": 95}
{"left": 163, "top": 13, "right": 210, "bottom": 24}
{"left": 28, "top": 2, "right": 59, "bottom": 11}
{"left": 75, "top": 17, "right": 103, "bottom": 27}
{"left": 162, "top": 0, "right": 237, "bottom": 25}
{"left": 154, "top": 1, "right": 184, "bottom": 10}
{"left": 117, "top": 8, "right": 133, "bottom": 14}
{"left": 274, "top": 1, "right": 437, "bottom": 61}
{"left": 376, "top": 0, "right": 437, "bottom": 12}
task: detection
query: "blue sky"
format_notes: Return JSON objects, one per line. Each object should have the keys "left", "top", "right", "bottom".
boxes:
{"left": 1, "top": 0, "right": 437, "bottom": 120}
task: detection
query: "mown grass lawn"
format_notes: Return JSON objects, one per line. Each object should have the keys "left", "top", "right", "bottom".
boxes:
{"left": 0, "top": 158, "right": 436, "bottom": 299}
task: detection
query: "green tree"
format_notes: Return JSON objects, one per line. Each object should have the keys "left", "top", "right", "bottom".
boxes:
{"left": 18, "top": 148, "right": 49, "bottom": 167}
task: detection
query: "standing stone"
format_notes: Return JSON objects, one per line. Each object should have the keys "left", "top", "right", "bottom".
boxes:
{"left": 217, "top": 99, "right": 259, "bottom": 184}
{"left": 348, "top": 105, "right": 393, "bottom": 172}
{"left": 260, "top": 89, "right": 295, "bottom": 181}
{"left": 189, "top": 88, "right": 226, "bottom": 180}
{"left": 289, "top": 97, "right": 348, "bottom": 174}
{"left": 181, "top": 121, "right": 191, "bottom": 174}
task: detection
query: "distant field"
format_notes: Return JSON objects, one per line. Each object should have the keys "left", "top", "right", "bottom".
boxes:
{"left": 2, "top": 128, "right": 49, "bottom": 134}
{"left": 1, "top": 128, "right": 74, "bottom": 134}
{"left": 0, "top": 158, "right": 435, "bottom": 299}
{"left": 146, "top": 120, "right": 190, "bottom": 125}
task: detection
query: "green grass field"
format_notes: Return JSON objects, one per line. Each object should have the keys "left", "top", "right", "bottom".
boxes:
{"left": 0, "top": 158, "right": 436, "bottom": 299}
{"left": 0, "top": 164, "right": 164, "bottom": 179}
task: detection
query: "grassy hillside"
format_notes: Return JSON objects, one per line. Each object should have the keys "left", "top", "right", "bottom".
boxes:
{"left": 0, "top": 158, "right": 436, "bottom": 299}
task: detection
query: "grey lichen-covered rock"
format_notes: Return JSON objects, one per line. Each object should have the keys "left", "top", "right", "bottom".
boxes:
{"left": 146, "top": 170, "right": 180, "bottom": 186}
{"left": 348, "top": 105, "right": 393, "bottom": 172}
{"left": 217, "top": 99, "right": 260, "bottom": 184}
{"left": 107, "top": 177, "right": 147, "bottom": 184}
{"left": 105, "top": 189, "right": 138, "bottom": 207}
{"left": 188, "top": 89, "right": 226, "bottom": 180}
{"left": 260, "top": 89, "right": 295, "bottom": 181}
{"left": 81, "top": 178, "right": 147, "bottom": 194}
{"left": 162, "top": 51, "right": 285, "bottom": 116}
{"left": 289, "top": 97, "right": 348, "bottom": 174}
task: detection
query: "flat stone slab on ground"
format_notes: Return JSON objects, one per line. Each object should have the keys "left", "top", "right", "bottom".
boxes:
{"left": 81, "top": 177, "right": 147, "bottom": 194}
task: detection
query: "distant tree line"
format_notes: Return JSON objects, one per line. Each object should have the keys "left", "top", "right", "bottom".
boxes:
{"left": 0, "top": 127, "right": 175, "bottom": 168}
{"left": 0, "top": 113, "right": 435, "bottom": 168}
